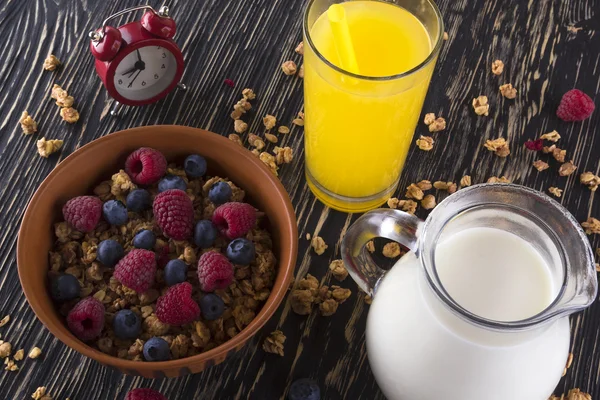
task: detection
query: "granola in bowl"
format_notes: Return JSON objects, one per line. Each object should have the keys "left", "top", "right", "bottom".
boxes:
{"left": 48, "top": 146, "right": 278, "bottom": 362}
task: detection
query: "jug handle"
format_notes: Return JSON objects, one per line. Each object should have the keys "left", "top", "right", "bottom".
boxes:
{"left": 342, "top": 209, "right": 423, "bottom": 296}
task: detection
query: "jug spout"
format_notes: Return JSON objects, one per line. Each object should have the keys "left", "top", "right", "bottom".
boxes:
{"left": 543, "top": 215, "right": 598, "bottom": 320}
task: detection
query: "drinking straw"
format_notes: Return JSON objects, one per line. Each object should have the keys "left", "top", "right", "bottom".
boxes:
{"left": 327, "top": 3, "right": 360, "bottom": 75}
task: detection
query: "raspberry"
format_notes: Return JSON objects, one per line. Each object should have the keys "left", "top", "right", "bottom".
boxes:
{"left": 153, "top": 189, "right": 194, "bottom": 240}
{"left": 212, "top": 202, "right": 257, "bottom": 239}
{"left": 197, "top": 251, "right": 234, "bottom": 292}
{"left": 125, "top": 147, "right": 167, "bottom": 185}
{"left": 114, "top": 249, "right": 157, "bottom": 293}
{"left": 62, "top": 196, "right": 103, "bottom": 232}
{"left": 557, "top": 89, "right": 595, "bottom": 121}
{"left": 66, "top": 297, "right": 105, "bottom": 341}
{"left": 156, "top": 245, "right": 171, "bottom": 268}
{"left": 155, "top": 282, "right": 200, "bottom": 325}
{"left": 524, "top": 139, "right": 543, "bottom": 151}
{"left": 125, "top": 388, "right": 168, "bottom": 400}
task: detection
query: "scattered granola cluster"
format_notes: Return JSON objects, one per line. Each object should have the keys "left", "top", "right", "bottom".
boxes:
{"left": 36, "top": 137, "right": 64, "bottom": 158}
{"left": 433, "top": 180, "right": 458, "bottom": 192}
{"left": 51, "top": 84, "right": 79, "bottom": 123}
{"left": 491, "top": 60, "right": 504, "bottom": 75}
{"left": 581, "top": 217, "right": 600, "bottom": 235}
{"left": 382, "top": 242, "right": 401, "bottom": 258}
{"left": 292, "top": 111, "right": 305, "bottom": 127}
{"left": 548, "top": 388, "right": 591, "bottom": 400}
{"left": 416, "top": 135, "right": 434, "bottom": 151}
{"left": 19, "top": 108, "right": 65, "bottom": 158}
{"left": 562, "top": 352, "right": 574, "bottom": 377}
{"left": 16, "top": 55, "right": 74, "bottom": 160}
{"left": 311, "top": 236, "right": 328, "bottom": 255}
{"left": 406, "top": 183, "right": 425, "bottom": 200}
{"left": 499, "top": 83, "right": 517, "bottom": 99}
{"left": 17, "top": 81, "right": 77, "bottom": 159}
{"left": 280, "top": 41, "right": 305, "bottom": 78}
{"left": 524, "top": 130, "right": 587, "bottom": 195}
{"left": 580, "top": 171, "right": 600, "bottom": 191}
{"left": 559, "top": 161, "right": 577, "bottom": 177}
{"left": 473, "top": 95, "right": 490, "bottom": 116}
{"left": 386, "top": 179, "right": 459, "bottom": 216}
{"left": 387, "top": 197, "right": 418, "bottom": 214}
{"left": 19, "top": 111, "right": 38, "bottom": 135}
{"left": 31, "top": 386, "right": 52, "bottom": 400}
{"left": 48, "top": 148, "right": 278, "bottom": 362}
{"left": 423, "top": 113, "right": 446, "bottom": 132}
{"left": 227, "top": 89, "right": 295, "bottom": 176}
{"left": 548, "top": 187, "right": 563, "bottom": 197}
{"left": 533, "top": 160, "right": 550, "bottom": 172}
{"left": 484, "top": 137, "right": 510, "bottom": 157}
{"left": 328, "top": 259, "right": 348, "bottom": 281}
{"left": 262, "top": 330, "right": 286, "bottom": 356}
{"left": 43, "top": 54, "right": 61, "bottom": 71}
{"left": 541, "top": 130, "right": 561, "bottom": 142}
{"left": 416, "top": 113, "right": 446, "bottom": 151}
{"left": 289, "top": 274, "right": 352, "bottom": 317}
{"left": 460, "top": 175, "right": 472, "bottom": 187}
{"left": 281, "top": 61, "right": 297, "bottom": 76}
{"left": 0, "top": 316, "right": 42, "bottom": 374}
{"left": 421, "top": 194, "right": 436, "bottom": 209}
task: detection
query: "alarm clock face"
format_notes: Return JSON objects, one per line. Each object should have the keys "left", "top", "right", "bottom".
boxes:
{"left": 113, "top": 45, "right": 178, "bottom": 101}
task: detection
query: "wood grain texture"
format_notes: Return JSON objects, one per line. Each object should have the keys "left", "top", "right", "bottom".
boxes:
{"left": 0, "top": 0, "right": 598, "bottom": 399}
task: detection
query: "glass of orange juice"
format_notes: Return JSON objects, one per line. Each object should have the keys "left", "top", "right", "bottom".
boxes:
{"left": 303, "top": 0, "right": 444, "bottom": 213}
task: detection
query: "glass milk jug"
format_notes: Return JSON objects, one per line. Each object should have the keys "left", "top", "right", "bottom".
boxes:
{"left": 342, "top": 184, "right": 597, "bottom": 400}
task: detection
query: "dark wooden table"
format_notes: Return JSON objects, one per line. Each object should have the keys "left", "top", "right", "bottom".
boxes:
{"left": 1, "top": 0, "right": 599, "bottom": 399}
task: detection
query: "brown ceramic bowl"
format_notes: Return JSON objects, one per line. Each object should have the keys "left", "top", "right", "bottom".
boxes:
{"left": 17, "top": 125, "right": 297, "bottom": 378}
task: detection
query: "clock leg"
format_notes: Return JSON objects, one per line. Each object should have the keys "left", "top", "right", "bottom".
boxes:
{"left": 110, "top": 101, "right": 122, "bottom": 117}
{"left": 177, "top": 82, "right": 187, "bottom": 91}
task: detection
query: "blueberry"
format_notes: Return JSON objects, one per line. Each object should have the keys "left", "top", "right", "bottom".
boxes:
{"left": 50, "top": 274, "right": 80, "bottom": 302}
{"left": 164, "top": 259, "right": 188, "bottom": 286}
{"left": 194, "top": 220, "right": 218, "bottom": 248}
{"left": 133, "top": 230, "right": 156, "bottom": 250}
{"left": 103, "top": 200, "right": 128, "bottom": 226}
{"left": 126, "top": 189, "right": 151, "bottom": 212}
{"left": 113, "top": 309, "right": 141, "bottom": 340}
{"left": 226, "top": 238, "right": 255, "bottom": 265}
{"left": 199, "top": 294, "right": 225, "bottom": 320}
{"left": 97, "top": 239, "right": 124, "bottom": 267}
{"left": 288, "top": 379, "right": 320, "bottom": 400}
{"left": 143, "top": 337, "right": 171, "bottom": 361}
{"left": 184, "top": 154, "right": 207, "bottom": 178}
{"left": 158, "top": 175, "right": 187, "bottom": 193}
{"left": 208, "top": 182, "right": 232, "bottom": 205}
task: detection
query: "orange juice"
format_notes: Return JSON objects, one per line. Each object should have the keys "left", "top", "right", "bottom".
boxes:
{"left": 303, "top": 0, "right": 441, "bottom": 212}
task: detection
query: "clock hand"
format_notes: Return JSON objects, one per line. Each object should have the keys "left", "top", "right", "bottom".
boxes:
{"left": 128, "top": 70, "right": 142, "bottom": 88}
{"left": 126, "top": 68, "right": 138, "bottom": 78}
{"left": 121, "top": 65, "right": 137, "bottom": 76}
{"left": 136, "top": 49, "right": 142, "bottom": 63}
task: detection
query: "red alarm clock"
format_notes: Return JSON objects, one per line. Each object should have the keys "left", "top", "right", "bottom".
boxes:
{"left": 89, "top": 5, "right": 185, "bottom": 110}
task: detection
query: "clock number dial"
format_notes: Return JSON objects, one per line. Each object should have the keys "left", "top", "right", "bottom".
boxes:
{"left": 113, "top": 45, "right": 178, "bottom": 102}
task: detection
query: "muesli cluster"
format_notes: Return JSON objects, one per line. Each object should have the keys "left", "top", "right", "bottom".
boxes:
{"left": 228, "top": 89, "right": 295, "bottom": 176}
{"left": 48, "top": 147, "right": 277, "bottom": 362}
